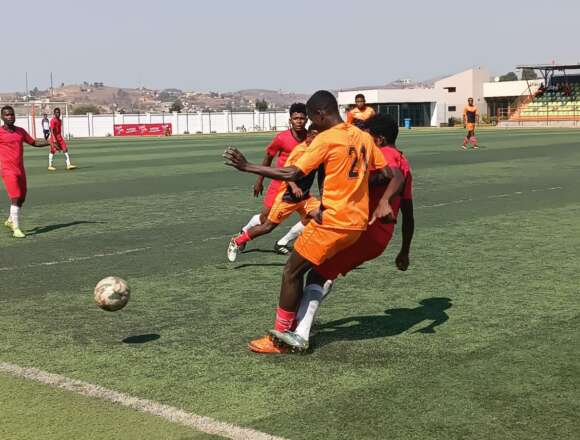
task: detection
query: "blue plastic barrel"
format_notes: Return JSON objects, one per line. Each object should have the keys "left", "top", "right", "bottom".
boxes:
{"left": 404, "top": 118, "right": 412, "bottom": 129}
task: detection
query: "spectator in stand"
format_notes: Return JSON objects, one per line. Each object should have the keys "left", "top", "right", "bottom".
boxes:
{"left": 535, "top": 83, "right": 545, "bottom": 98}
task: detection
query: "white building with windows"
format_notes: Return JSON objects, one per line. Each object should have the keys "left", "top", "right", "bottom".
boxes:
{"left": 338, "top": 67, "right": 540, "bottom": 126}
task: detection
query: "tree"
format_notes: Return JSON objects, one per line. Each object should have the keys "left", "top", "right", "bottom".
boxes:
{"left": 72, "top": 104, "right": 101, "bottom": 115}
{"left": 521, "top": 68, "right": 538, "bottom": 80}
{"left": 169, "top": 99, "right": 183, "bottom": 113}
{"left": 499, "top": 72, "right": 518, "bottom": 82}
{"left": 255, "top": 99, "right": 268, "bottom": 111}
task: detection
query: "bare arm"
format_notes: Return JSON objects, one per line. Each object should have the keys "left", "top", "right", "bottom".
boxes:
{"left": 253, "top": 152, "right": 275, "bottom": 196}
{"left": 368, "top": 167, "right": 404, "bottom": 225}
{"left": 224, "top": 147, "right": 304, "bottom": 181}
{"left": 395, "top": 199, "right": 414, "bottom": 271}
{"left": 31, "top": 139, "right": 50, "bottom": 148}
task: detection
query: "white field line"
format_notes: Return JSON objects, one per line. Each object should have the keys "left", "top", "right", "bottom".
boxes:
{"left": 0, "top": 186, "right": 563, "bottom": 271}
{"left": 0, "top": 362, "right": 286, "bottom": 440}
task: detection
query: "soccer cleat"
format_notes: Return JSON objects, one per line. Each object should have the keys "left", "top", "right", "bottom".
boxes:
{"left": 12, "top": 227, "right": 26, "bottom": 238}
{"left": 227, "top": 237, "right": 240, "bottom": 262}
{"left": 67, "top": 164, "right": 77, "bottom": 170}
{"left": 471, "top": 145, "right": 479, "bottom": 150}
{"left": 270, "top": 329, "right": 309, "bottom": 352}
{"left": 460, "top": 145, "right": 467, "bottom": 150}
{"left": 248, "top": 335, "right": 289, "bottom": 354}
{"left": 48, "top": 165, "right": 57, "bottom": 171}
{"left": 273, "top": 243, "right": 291, "bottom": 255}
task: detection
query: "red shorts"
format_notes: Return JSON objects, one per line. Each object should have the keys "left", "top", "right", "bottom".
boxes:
{"left": 315, "top": 230, "right": 393, "bottom": 280}
{"left": 263, "top": 180, "right": 282, "bottom": 209}
{"left": 2, "top": 173, "right": 27, "bottom": 199}
{"left": 50, "top": 136, "right": 68, "bottom": 154}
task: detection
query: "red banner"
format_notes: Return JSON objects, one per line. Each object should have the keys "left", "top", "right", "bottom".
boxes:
{"left": 114, "top": 123, "right": 172, "bottom": 137}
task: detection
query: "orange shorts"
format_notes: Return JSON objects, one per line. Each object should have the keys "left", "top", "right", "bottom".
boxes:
{"left": 466, "top": 123, "right": 475, "bottom": 132}
{"left": 294, "top": 222, "right": 362, "bottom": 266}
{"left": 267, "top": 194, "right": 320, "bottom": 224}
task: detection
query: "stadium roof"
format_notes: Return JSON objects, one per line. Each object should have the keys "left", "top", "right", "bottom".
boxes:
{"left": 516, "top": 63, "right": 580, "bottom": 71}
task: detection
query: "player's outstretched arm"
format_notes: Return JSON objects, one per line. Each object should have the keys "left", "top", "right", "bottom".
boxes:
{"left": 396, "top": 199, "right": 414, "bottom": 271}
{"left": 369, "top": 167, "right": 404, "bottom": 225}
{"left": 223, "top": 147, "right": 304, "bottom": 181}
{"left": 31, "top": 139, "right": 50, "bottom": 148}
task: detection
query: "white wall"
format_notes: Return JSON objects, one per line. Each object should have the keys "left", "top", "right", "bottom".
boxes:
{"left": 14, "top": 110, "right": 290, "bottom": 138}
{"left": 483, "top": 80, "right": 541, "bottom": 98}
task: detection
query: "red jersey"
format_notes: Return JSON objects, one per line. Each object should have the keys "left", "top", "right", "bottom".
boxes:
{"left": 0, "top": 126, "right": 35, "bottom": 176}
{"left": 265, "top": 129, "right": 301, "bottom": 168}
{"left": 50, "top": 117, "right": 63, "bottom": 137}
{"left": 366, "top": 145, "right": 413, "bottom": 244}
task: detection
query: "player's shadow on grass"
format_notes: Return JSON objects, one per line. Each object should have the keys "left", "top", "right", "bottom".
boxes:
{"left": 313, "top": 297, "right": 452, "bottom": 348}
{"left": 122, "top": 334, "right": 161, "bottom": 344}
{"left": 27, "top": 221, "right": 106, "bottom": 236}
{"left": 234, "top": 262, "right": 286, "bottom": 270}
{"left": 242, "top": 248, "right": 279, "bottom": 255}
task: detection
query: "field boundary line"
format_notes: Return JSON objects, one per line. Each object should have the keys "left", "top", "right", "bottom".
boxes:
{"left": 0, "top": 362, "right": 286, "bottom": 440}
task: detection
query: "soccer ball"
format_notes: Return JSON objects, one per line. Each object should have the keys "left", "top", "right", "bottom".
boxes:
{"left": 94, "top": 276, "right": 130, "bottom": 311}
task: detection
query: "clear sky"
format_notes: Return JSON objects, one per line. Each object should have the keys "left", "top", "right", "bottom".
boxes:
{"left": 3, "top": 0, "right": 578, "bottom": 93}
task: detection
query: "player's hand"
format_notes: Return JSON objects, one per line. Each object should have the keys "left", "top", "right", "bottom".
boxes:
{"left": 395, "top": 251, "right": 410, "bottom": 271}
{"left": 290, "top": 186, "right": 304, "bottom": 199}
{"left": 253, "top": 180, "right": 264, "bottom": 197}
{"left": 368, "top": 201, "right": 395, "bottom": 225}
{"left": 223, "top": 147, "right": 248, "bottom": 171}
{"left": 307, "top": 207, "right": 323, "bottom": 225}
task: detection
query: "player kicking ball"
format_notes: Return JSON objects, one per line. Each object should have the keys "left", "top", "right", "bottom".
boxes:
{"left": 224, "top": 91, "right": 403, "bottom": 354}
{"left": 271, "top": 114, "right": 415, "bottom": 351}
{"left": 227, "top": 126, "right": 321, "bottom": 262}
{"left": 48, "top": 108, "right": 77, "bottom": 171}
{"left": 235, "top": 103, "right": 307, "bottom": 255}
{"left": 461, "top": 97, "right": 479, "bottom": 150}
{"left": 0, "top": 106, "right": 50, "bottom": 238}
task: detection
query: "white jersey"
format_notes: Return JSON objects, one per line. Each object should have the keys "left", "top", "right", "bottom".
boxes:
{"left": 42, "top": 119, "right": 50, "bottom": 130}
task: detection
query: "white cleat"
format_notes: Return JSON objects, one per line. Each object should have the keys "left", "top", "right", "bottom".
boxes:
{"left": 227, "top": 237, "right": 240, "bottom": 262}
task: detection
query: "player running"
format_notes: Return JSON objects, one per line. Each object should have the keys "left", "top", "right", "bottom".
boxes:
{"left": 224, "top": 91, "right": 404, "bottom": 354}
{"left": 48, "top": 108, "right": 77, "bottom": 171}
{"left": 272, "top": 114, "right": 415, "bottom": 351}
{"left": 227, "top": 126, "right": 321, "bottom": 262}
{"left": 0, "top": 106, "right": 50, "bottom": 238}
{"left": 346, "top": 93, "right": 376, "bottom": 129}
{"left": 462, "top": 97, "right": 479, "bottom": 150}
{"left": 236, "top": 103, "right": 307, "bottom": 255}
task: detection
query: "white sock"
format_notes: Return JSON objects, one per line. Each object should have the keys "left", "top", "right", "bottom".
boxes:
{"left": 295, "top": 283, "right": 324, "bottom": 341}
{"left": 277, "top": 221, "right": 305, "bottom": 246}
{"left": 64, "top": 152, "right": 71, "bottom": 166}
{"left": 242, "top": 214, "right": 261, "bottom": 232}
{"left": 48, "top": 153, "right": 54, "bottom": 166}
{"left": 10, "top": 205, "right": 20, "bottom": 229}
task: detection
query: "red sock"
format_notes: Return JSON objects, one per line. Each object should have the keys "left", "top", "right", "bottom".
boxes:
{"left": 274, "top": 307, "right": 296, "bottom": 332}
{"left": 471, "top": 136, "right": 478, "bottom": 145}
{"left": 234, "top": 230, "right": 251, "bottom": 246}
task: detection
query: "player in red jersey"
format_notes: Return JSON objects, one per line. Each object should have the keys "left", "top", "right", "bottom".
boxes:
{"left": 236, "top": 103, "right": 307, "bottom": 255}
{"left": 0, "top": 106, "right": 50, "bottom": 238}
{"left": 227, "top": 126, "right": 320, "bottom": 262}
{"left": 48, "top": 107, "right": 77, "bottom": 171}
{"left": 272, "top": 113, "right": 415, "bottom": 351}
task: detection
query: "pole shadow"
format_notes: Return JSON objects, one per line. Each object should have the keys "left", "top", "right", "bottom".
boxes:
{"left": 122, "top": 334, "right": 161, "bottom": 344}
{"left": 312, "top": 297, "right": 452, "bottom": 349}
{"left": 27, "top": 221, "right": 106, "bottom": 236}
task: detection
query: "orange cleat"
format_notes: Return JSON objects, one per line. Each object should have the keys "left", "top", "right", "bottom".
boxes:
{"left": 248, "top": 334, "right": 289, "bottom": 354}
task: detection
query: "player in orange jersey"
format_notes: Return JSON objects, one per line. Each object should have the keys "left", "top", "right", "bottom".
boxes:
{"left": 224, "top": 91, "right": 403, "bottom": 354}
{"left": 462, "top": 98, "right": 479, "bottom": 150}
{"left": 227, "top": 126, "right": 321, "bottom": 262}
{"left": 346, "top": 93, "right": 376, "bottom": 128}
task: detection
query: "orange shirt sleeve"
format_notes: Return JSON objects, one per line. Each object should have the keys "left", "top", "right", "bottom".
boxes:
{"left": 346, "top": 111, "right": 353, "bottom": 124}
{"left": 294, "top": 135, "right": 327, "bottom": 175}
{"left": 365, "top": 135, "right": 388, "bottom": 171}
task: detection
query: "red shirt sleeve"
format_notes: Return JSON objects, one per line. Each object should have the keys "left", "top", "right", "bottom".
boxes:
{"left": 265, "top": 133, "right": 282, "bottom": 158}
{"left": 19, "top": 128, "right": 35, "bottom": 145}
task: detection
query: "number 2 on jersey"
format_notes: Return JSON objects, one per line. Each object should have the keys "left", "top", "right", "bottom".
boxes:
{"left": 348, "top": 145, "right": 367, "bottom": 178}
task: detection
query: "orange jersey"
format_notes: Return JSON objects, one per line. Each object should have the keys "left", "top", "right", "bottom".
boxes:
{"left": 277, "top": 141, "right": 316, "bottom": 202}
{"left": 294, "top": 123, "right": 388, "bottom": 231}
{"left": 463, "top": 105, "right": 479, "bottom": 123}
{"left": 347, "top": 106, "right": 376, "bottom": 123}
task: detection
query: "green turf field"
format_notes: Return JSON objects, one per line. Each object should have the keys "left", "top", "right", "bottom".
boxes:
{"left": 0, "top": 128, "right": 578, "bottom": 439}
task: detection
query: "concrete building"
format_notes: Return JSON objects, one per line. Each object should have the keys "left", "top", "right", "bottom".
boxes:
{"left": 338, "top": 67, "right": 541, "bottom": 127}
